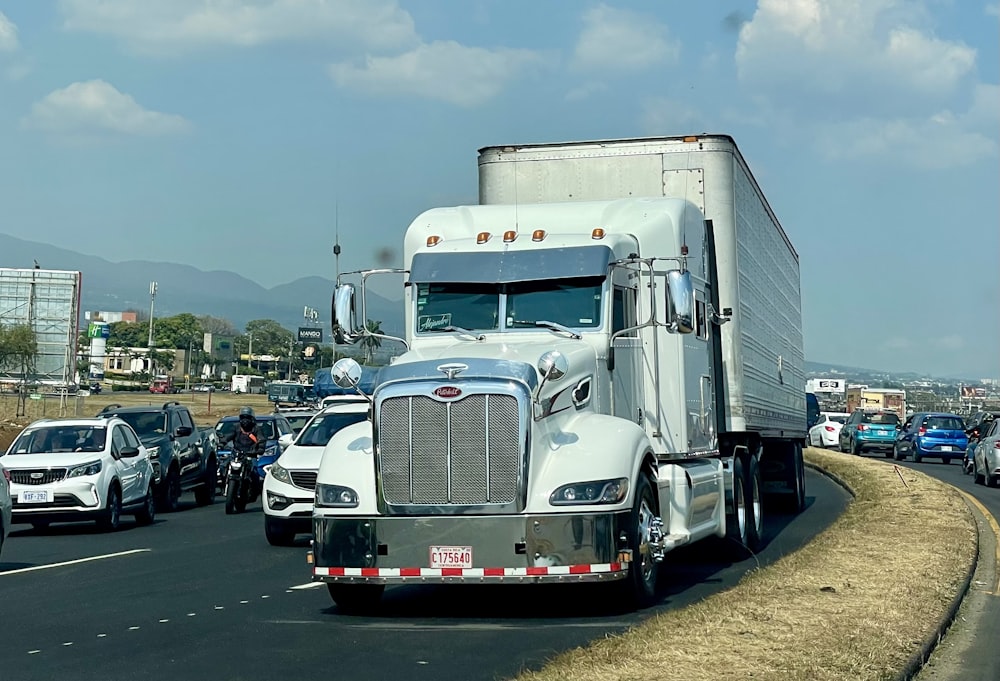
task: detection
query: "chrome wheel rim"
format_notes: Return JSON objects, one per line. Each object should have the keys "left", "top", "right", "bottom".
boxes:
{"left": 637, "top": 495, "right": 656, "bottom": 585}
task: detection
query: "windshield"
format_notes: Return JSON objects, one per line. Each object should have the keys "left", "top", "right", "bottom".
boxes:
{"left": 9, "top": 425, "right": 107, "bottom": 454}
{"left": 285, "top": 414, "right": 315, "bottom": 433}
{"left": 116, "top": 412, "right": 167, "bottom": 437}
{"left": 924, "top": 416, "right": 964, "bottom": 430}
{"left": 297, "top": 411, "right": 369, "bottom": 447}
{"left": 864, "top": 412, "right": 900, "bottom": 425}
{"left": 415, "top": 276, "right": 604, "bottom": 333}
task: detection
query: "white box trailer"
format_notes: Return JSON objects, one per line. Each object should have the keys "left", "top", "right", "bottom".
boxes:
{"left": 315, "top": 134, "right": 807, "bottom": 612}
{"left": 477, "top": 134, "right": 806, "bottom": 438}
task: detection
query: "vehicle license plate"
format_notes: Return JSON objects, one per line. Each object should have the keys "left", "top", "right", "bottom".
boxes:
{"left": 941, "top": 445, "right": 954, "bottom": 452}
{"left": 20, "top": 490, "right": 50, "bottom": 503}
{"left": 429, "top": 546, "right": 473, "bottom": 569}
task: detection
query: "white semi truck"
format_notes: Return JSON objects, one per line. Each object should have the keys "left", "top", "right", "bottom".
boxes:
{"left": 312, "top": 134, "right": 807, "bottom": 611}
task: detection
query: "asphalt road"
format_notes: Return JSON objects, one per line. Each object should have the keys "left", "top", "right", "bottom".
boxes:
{"left": 1, "top": 469, "right": 848, "bottom": 681}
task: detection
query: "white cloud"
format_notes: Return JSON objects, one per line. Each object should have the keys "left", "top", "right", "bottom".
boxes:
{"left": 59, "top": 0, "right": 418, "bottom": 54}
{"left": 329, "top": 41, "right": 542, "bottom": 107}
{"left": 987, "top": 4, "right": 1000, "bottom": 18}
{"left": 572, "top": 4, "right": 679, "bottom": 73}
{"left": 23, "top": 80, "right": 191, "bottom": 137}
{"left": 0, "top": 10, "right": 18, "bottom": 52}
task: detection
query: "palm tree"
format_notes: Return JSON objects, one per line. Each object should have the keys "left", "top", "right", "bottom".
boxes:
{"left": 361, "top": 319, "right": 383, "bottom": 365}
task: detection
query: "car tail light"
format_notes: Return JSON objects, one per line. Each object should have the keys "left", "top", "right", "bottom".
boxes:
{"left": 857, "top": 424, "right": 868, "bottom": 431}
{"left": 918, "top": 427, "right": 926, "bottom": 436}
{"left": 825, "top": 426, "right": 836, "bottom": 432}
{"left": 994, "top": 441, "right": 1000, "bottom": 450}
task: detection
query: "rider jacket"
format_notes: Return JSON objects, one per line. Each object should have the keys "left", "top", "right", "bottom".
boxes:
{"left": 225, "top": 425, "right": 261, "bottom": 454}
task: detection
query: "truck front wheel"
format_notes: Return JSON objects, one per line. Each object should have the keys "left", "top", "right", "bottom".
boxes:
{"left": 618, "top": 472, "right": 660, "bottom": 609}
{"left": 327, "top": 584, "right": 385, "bottom": 614}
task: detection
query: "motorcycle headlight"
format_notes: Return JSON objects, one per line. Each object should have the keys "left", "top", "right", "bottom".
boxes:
{"left": 230, "top": 460, "right": 242, "bottom": 470}
{"left": 315, "top": 483, "right": 359, "bottom": 508}
{"left": 67, "top": 460, "right": 103, "bottom": 478}
{"left": 549, "top": 478, "right": 629, "bottom": 506}
{"left": 269, "top": 462, "right": 291, "bottom": 484}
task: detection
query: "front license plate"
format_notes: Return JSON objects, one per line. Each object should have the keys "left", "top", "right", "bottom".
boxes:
{"left": 429, "top": 546, "right": 473, "bottom": 569}
{"left": 20, "top": 490, "right": 51, "bottom": 503}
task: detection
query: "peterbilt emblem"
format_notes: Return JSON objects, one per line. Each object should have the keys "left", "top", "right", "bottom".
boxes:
{"left": 433, "top": 386, "right": 462, "bottom": 399}
{"left": 437, "top": 363, "right": 468, "bottom": 380}
{"left": 30, "top": 472, "right": 44, "bottom": 479}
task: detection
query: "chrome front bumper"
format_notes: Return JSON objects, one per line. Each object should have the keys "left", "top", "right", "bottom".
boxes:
{"left": 311, "top": 512, "right": 631, "bottom": 584}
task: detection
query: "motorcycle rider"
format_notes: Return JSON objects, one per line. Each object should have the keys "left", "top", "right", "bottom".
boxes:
{"left": 223, "top": 406, "right": 262, "bottom": 454}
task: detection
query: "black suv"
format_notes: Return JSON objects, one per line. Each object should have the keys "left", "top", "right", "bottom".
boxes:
{"left": 98, "top": 402, "right": 218, "bottom": 511}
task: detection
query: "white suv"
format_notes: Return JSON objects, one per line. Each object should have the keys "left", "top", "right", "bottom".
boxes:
{"left": 3, "top": 418, "right": 156, "bottom": 532}
{"left": 263, "top": 402, "right": 369, "bottom": 546}
{"left": 0, "top": 461, "right": 11, "bottom": 558}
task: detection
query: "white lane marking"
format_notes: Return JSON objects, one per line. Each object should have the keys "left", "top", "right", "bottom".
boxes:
{"left": 63, "top": 642, "right": 73, "bottom": 647}
{"left": 240, "top": 600, "right": 249, "bottom": 604}
{"left": 187, "top": 613, "right": 196, "bottom": 617}
{"left": 289, "top": 582, "right": 324, "bottom": 591}
{"left": 128, "top": 626, "right": 140, "bottom": 631}
{"left": 214, "top": 606, "right": 224, "bottom": 610}
{"left": 28, "top": 650, "right": 40, "bottom": 655}
{"left": 159, "top": 619, "right": 169, "bottom": 623}
{"left": 0, "top": 549, "right": 151, "bottom": 577}
{"left": 261, "top": 595, "right": 270, "bottom": 599}
{"left": 97, "top": 634, "right": 107, "bottom": 638}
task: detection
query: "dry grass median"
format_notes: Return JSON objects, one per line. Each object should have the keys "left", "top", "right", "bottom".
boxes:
{"left": 514, "top": 448, "right": 976, "bottom": 681}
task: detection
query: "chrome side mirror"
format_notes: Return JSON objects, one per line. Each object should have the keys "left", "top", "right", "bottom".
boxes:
{"left": 537, "top": 350, "right": 568, "bottom": 382}
{"left": 331, "top": 358, "right": 363, "bottom": 389}
{"left": 332, "top": 284, "right": 361, "bottom": 345}
{"left": 667, "top": 270, "right": 694, "bottom": 334}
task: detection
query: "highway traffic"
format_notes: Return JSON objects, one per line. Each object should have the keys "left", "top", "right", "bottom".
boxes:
{"left": 1, "top": 469, "right": 847, "bottom": 681}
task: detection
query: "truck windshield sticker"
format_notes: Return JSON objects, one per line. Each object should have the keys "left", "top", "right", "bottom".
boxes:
{"left": 418, "top": 313, "right": 452, "bottom": 331}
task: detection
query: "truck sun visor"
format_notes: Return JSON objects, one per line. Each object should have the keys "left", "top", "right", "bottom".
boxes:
{"left": 409, "top": 245, "right": 613, "bottom": 283}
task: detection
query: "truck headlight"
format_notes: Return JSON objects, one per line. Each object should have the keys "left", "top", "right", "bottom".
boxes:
{"left": 67, "top": 460, "right": 103, "bottom": 478}
{"left": 269, "top": 462, "right": 292, "bottom": 484}
{"left": 550, "top": 478, "right": 629, "bottom": 506}
{"left": 316, "top": 484, "right": 359, "bottom": 508}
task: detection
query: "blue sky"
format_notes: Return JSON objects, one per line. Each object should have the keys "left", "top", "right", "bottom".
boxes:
{"left": 0, "top": 1, "right": 997, "bottom": 379}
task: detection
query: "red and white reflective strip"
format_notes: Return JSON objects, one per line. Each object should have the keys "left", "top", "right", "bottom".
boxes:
{"left": 314, "top": 563, "right": 624, "bottom": 578}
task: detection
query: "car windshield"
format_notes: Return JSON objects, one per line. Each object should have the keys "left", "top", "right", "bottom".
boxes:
{"left": 415, "top": 277, "right": 605, "bottom": 333}
{"left": 864, "top": 412, "right": 900, "bottom": 425}
{"left": 9, "top": 425, "right": 107, "bottom": 454}
{"left": 285, "top": 414, "right": 315, "bottom": 433}
{"left": 297, "top": 412, "right": 369, "bottom": 447}
{"left": 829, "top": 415, "right": 847, "bottom": 424}
{"left": 216, "top": 419, "right": 277, "bottom": 445}
{"left": 115, "top": 412, "right": 167, "bottom": 436}
{"left": 924, "top": 416, "right": 964, "bottom": 430}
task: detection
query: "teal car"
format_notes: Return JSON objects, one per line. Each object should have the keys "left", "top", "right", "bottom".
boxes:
{"left": 839, "top": 410, "right": 900, "bottom": 456}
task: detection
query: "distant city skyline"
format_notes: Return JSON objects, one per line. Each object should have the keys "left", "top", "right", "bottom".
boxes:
{"left": 0, "top": 1, "right": 997, "bottom": 378}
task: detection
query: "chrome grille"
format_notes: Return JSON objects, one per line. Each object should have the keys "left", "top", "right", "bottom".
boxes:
{"left": 379, "top": 393, "right": 521, "bottom": 506}
{"left": 290, "top": 471, "right": 318, "bottom": 491}
{"left": 11, "top": 469, "right": 67, "bottom": 485}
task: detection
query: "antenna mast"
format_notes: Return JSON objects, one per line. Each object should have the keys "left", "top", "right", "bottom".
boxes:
{"left": 333, "top": 203, "right": 341, "bottom": 282}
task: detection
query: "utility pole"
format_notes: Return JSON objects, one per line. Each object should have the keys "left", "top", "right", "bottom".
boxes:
{"left": 147, "top": 281, "right": 157, "bottom": 378}
{"left": 288, "top": 337, "right": 294, "bottom": 381}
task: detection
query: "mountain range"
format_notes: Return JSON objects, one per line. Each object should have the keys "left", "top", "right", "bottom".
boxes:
{"left": 0, "top": 232, "right": 404, "bottom": 336}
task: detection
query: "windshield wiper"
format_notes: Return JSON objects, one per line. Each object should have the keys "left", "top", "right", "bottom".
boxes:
{"left": 422, "top": 325, "right": 486, "bottom": 341}
{"left": 511, "top": 320, "right": 582, "bottom": 340}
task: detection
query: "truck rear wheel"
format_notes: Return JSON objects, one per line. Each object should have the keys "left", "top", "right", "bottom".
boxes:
{"left": 744, "top": 453, "right": 763, "bottom": 551}
{"left": 725, "top": 455, "right": 749, "bottom": 552}
{"left": 327, "top": 584, "right": 385, "bottom": 614}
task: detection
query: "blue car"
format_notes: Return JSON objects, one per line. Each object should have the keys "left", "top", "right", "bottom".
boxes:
{"left": 839, "top": 409, "right": 901, "bottom": 456}
{"left": 214, "top": 413, "right": 294, "bottom": 485}
{"left": 894, "top": 412, "right": 969, "bottom": 464}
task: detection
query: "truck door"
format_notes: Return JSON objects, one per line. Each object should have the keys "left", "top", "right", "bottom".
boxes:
{"left": 684, "top": 287, "right": 714, "bottom": 452}
{"left": 610, "top": 269, "right": 644, "bottom": 428}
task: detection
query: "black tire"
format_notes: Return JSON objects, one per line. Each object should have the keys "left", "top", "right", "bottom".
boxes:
{"left": 225, "top": 481, "right": 238, "bottom": 515}
{"left": 851, "top": 439, "right": 861, "bottom": 456}
{"left": 884, "top": 448, "right": 894, "bottom": 459}
{"left": 785, "top": 443, "right": 806, "bottom": 514}
{"left": 988, "top": 474, "right": 998, "bottom": 489}
{"left": 97, "top": 485, "right": 122, "bottom": 532}
{"left": 744, "top": 453, "right": 763, "bottom": 552}
{"left": 725, "top": 454, "right": 749, "bottom": 553}
{"left": 617, "top": 472, "right": 660, "bottom": 609}
{"left": 974, "top": 459, "right": 985, "bottom": 485}
{"left": 265, "top": 517, "right": 297, "bottom": 546}
{"left": 912, "top": 450, "right": 922, "bottom": 464}
{"left": 195, "top": 462, "right": 217, "bottom": 506}
{"left": 941, "top": 457, "right": 950, "bottom": 465}
{"left": 135, "top": 489, "right": 156, "bottom": 526}
{"left": 893, "top": 444, "right": 904, "bottom": 461}
{"left": 157, "top": 468, "right": 182, "bottom": 513}
{"left": 327, "top": 584, "right": 385, "bottom": 614}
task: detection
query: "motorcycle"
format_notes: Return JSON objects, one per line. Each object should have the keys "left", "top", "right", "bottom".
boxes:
{"left": 223, "top": 447, "right": 261, "bottom": 514}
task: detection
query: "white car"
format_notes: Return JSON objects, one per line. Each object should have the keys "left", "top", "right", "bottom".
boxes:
{"left": 263, "top": 402, "right": 370, "bottom": 546}
{"left": 809, "top": 412, "right": 850, "bottom": 448}
{"left": 0, "top": 461, "right": 11, "bottom": 558}
{"left": 3, "top": 418, "right": 156, "bottom": 532}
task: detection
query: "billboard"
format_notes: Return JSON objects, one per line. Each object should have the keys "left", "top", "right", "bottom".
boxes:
{"left": 806, "top": 378, "right": 846, "bottom": 394}
{"left": 298, "top": 326, "right": 323, "bottom": 343}
{"left": 961, "top": 386, "right": 988, "bottom": 399}
{"left": 0, "top": 268, "right": 81, "bottom": 386}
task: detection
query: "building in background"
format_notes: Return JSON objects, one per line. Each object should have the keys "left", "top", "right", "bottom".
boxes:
{"left": 0, "top": 268, "right": 81, "bottom": 388}
{"left": 84, "top": 310, "right": 138, "bottom": 324}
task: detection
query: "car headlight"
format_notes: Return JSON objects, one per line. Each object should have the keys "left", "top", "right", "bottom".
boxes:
{"left": 550, "top": 478, "right": 629, "bottom": 506}
{"left": 146, "top": 446, "right": 160, "bottom": 459}
{"left": 265, "top": 445, "right": 277, "bottom": 457}
{"left": 269, "top": 462, "right": 291, "bottom": 484}
{"left": 315, "top": 483, "right": 359, "bottom": 508}
{"left": 67, "top": 460, "right": 103, "bottom": 478}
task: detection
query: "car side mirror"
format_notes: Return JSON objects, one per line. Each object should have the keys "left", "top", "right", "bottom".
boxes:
{"left": 278, "top": 433, "right": 294, "bottom": 450}
{"left": 176, "top": 426, "right": 193, "bottom": 437}
{"left": 120, "top": 446, "right": 140, "bottom": 458}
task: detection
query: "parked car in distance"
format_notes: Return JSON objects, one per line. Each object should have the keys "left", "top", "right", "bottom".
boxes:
{"left": 894, "top": 412, "right": 969, "bottom": 464}
{"left": 840, "top": 410, "right": 900, "bottom": 456}
{"left": 98, "top": 402, "right": 218, "bottom": 511}
{"left": 973, "top": 419, "right": 1000, "bottom": 486}
{"left": 0, "top": 461, "right": 11, "bottom": 558}
{"left": 274, "top": 406, "right": 319, "bottom": 436}
{"left": 191, "top": 383, "right": 216, "bottom": 393}
{"left": 808, "top": 412, "right": 850, "bottom": 448}
{"left": 963, "top": 411, "right": 1000, "bottom": 473}
{"left": 2, "top": 417, "right": 155, "bottom": 531}
{"left": 262, "top": 402, "right": 370, "bottom": 546}
{"left": 215, "top": 413, "right": 294, "bottom": 487}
